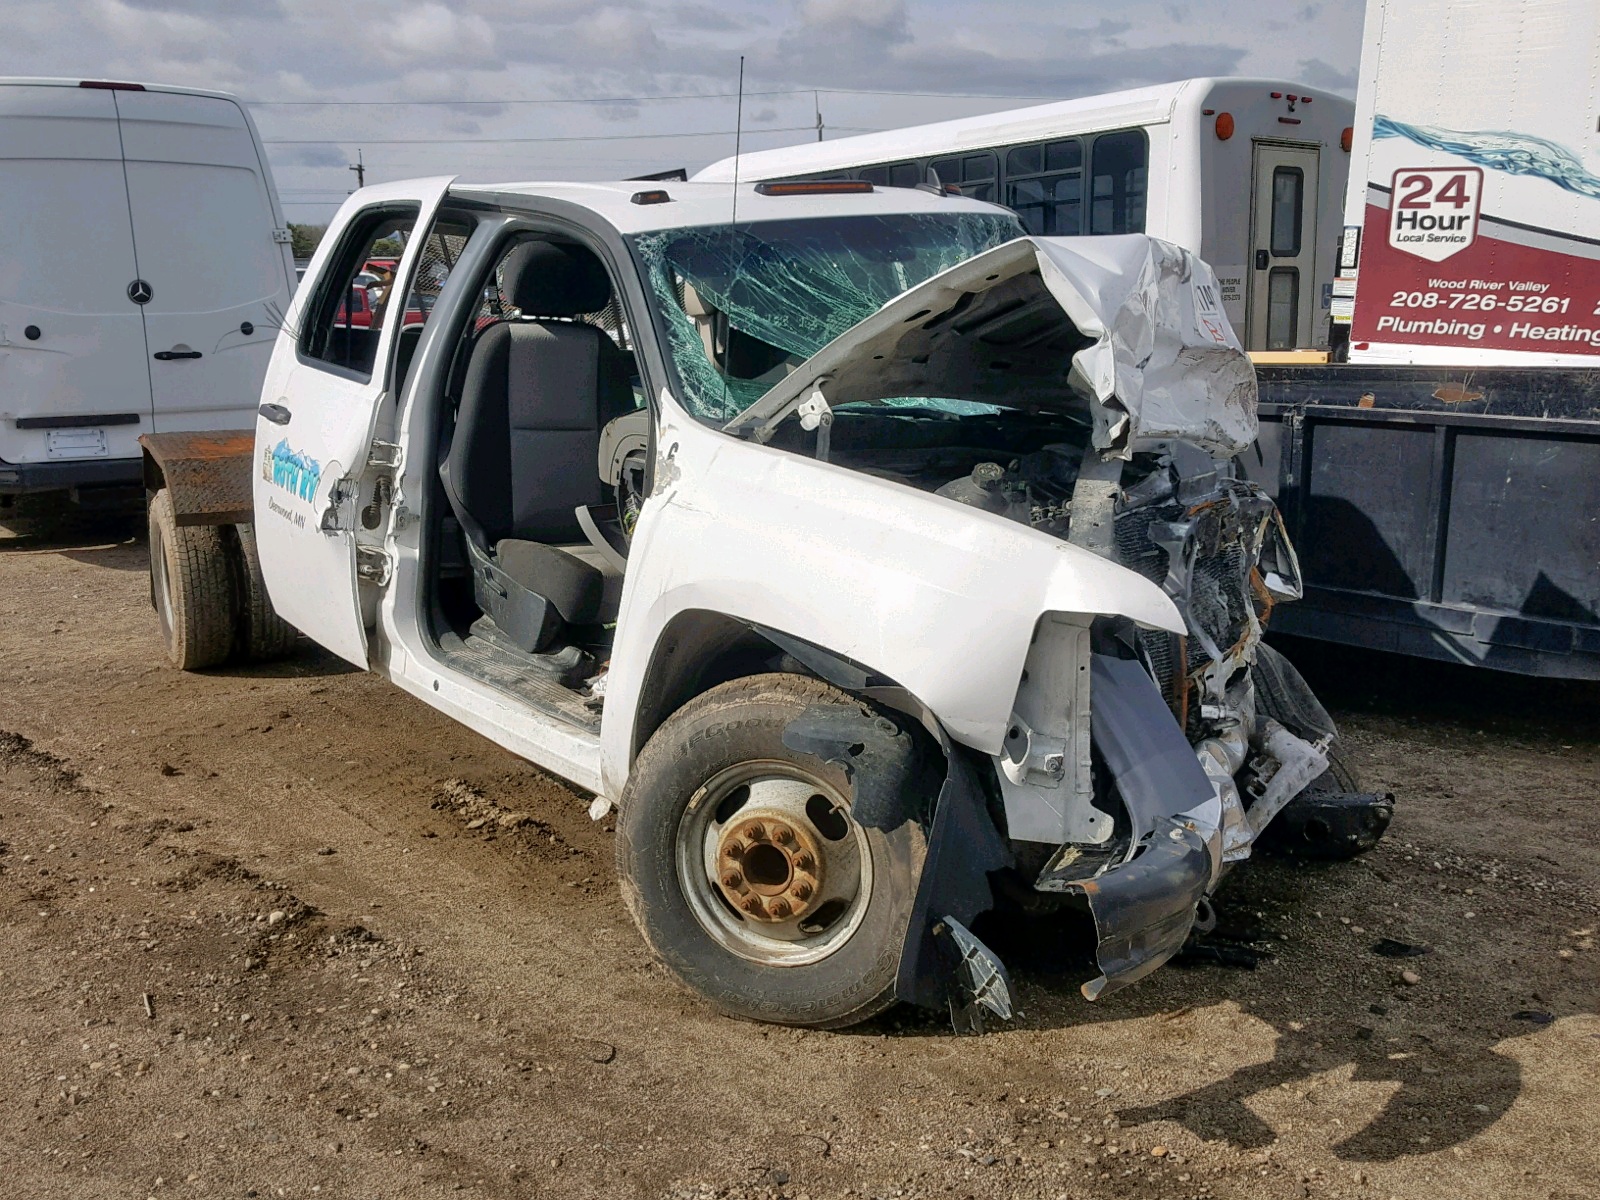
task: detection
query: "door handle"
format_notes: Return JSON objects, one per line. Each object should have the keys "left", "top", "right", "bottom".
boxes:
{"left": 1255, "top": 250, "right": 1270, "bottom": 270}
{"left": 258, "top": 403, "right": 292, "bottom": 426}
{"left": 153, "top": 349, "right": 203, "bottom": 360}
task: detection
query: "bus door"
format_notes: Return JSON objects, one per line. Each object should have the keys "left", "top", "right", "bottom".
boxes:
{"left": 1248, "top": 143, "right": 1320, "bottom": 350}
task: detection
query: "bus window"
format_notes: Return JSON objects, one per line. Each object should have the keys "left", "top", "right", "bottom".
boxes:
{"left": 857, "top": 161, "right": 920, "bottom": 188}
{"left": 930, "top": 151, "right": 997, "bottom": 202}
{"left": 1005, "top": 138, "right": 1083, "bottom": 235}
{"left": 1089, "top": 130, "right": 1148, "bottom": 234}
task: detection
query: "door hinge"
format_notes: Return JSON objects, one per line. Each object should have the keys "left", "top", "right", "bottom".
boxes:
{"left": 271, "top": 228, "right": 293, "bottom": 244}
{"left": 319, "top": 478, "right": 359, "bottom": 534}
{"left": 355, "top": 544, "right": 392, "bottom": 586}
{"left": 367, "top": 440, "right": 402, "bottom": 469}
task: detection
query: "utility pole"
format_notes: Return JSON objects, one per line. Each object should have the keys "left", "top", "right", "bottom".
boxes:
{"left": 348, "top": 149, "right": 365, "bottom": 190}
{"left": 814, "top": 91, "right": 824, "bottom": 142}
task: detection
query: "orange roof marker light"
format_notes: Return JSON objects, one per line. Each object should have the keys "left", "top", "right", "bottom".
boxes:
{"left": 754, "top": 180, "right": 874, "bottom": 197}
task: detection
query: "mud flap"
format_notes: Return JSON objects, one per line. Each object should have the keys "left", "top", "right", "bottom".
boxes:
{"left": 1067, "top": 655, "right": 1219, "bottom": 1000}
{"left": 781, "top": 707, "right": 1014, "bottom": 1026}
{"left": 894, "top": 748, "right": 1012, "bottom": 1021}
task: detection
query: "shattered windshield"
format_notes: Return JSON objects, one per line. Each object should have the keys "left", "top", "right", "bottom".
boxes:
{"left": 627, "top": 212, "right": 1024, "bottom": 423}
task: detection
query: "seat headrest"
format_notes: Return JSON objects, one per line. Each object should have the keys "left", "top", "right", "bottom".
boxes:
{"left": 501, "top": 241, "right": 612, "bottom": 318}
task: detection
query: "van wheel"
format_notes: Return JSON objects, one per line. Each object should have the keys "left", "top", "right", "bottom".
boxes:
{"left": 227, "top": 523, "right": 298, "bottom": 661}
{"left": 148, "top": 488, "right": 235, "bottom": 671}
{"left": 616, "top": 674, "right": 927, "bottom": 1029}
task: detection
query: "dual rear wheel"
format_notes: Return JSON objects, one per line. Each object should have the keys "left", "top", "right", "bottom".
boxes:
{"left": 148, "top": 486, "right": 297, "bottom": 671}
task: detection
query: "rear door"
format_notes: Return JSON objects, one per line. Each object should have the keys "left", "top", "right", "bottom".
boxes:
{"left": 251, "top": 179, "right": 454, "bottom": 667}
{"left": 0, "top": 83, "right": 152, "bottom": 466}
{"left": 114, "top": 89, "right": 294, "bottom": 433}
{"left": 1247, "top": 142, "right": 1320, "bottom": 350}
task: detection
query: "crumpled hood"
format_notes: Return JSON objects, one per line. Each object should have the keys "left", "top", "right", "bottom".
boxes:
{"left": 725, "top": 234, "right": 1258, "bottom": 458}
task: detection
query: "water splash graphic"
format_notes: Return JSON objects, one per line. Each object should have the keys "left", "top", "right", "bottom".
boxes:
{"left": 1374, "top": 115, "right": 1600, "bottom": 200}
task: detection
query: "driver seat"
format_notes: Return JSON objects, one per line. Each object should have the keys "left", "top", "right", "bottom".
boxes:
{"left": 440, "top": 240, "right": 633, "bottom": 652}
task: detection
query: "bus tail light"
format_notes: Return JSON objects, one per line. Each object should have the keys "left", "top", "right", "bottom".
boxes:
{"left": 1215, "top": 112, "right": 1235, "bottom": 141}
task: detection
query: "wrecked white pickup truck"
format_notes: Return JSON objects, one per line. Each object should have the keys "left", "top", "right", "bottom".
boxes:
{"left": 140, "top": 176, "right": 1392, "bottom": 1030}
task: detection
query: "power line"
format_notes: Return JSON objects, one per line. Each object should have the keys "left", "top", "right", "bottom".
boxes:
{"left": 262, "top": 124, "right": 817, "bottom": 145}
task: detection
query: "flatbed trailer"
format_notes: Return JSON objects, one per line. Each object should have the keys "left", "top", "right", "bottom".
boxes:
{"left": 1246, "top": 364, "right": 1600, "bottom": 678}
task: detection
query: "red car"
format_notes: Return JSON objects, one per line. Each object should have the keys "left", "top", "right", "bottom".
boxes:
{"left": 334, "top": 283, "right": 424, "bottom": 328}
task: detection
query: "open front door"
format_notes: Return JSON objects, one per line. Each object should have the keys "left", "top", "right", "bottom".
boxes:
{"left": 251, "top": 178, "right": 454, "bottom": 667}
{"left": 1247, "top": 142, "right": 1320, "bottom": 350}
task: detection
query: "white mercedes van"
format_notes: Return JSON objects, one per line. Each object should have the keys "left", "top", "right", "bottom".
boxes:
{"left": 0, "top": 78, "right": 295, "bottom": 505}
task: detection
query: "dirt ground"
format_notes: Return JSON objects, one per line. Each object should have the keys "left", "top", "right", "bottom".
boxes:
{"left": 1, "top": 510, "right": 1596, "bottom": 1200}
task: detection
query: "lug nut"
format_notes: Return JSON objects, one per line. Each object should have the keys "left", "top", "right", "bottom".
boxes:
{"left": 740, "top": 897, "right": 763, "bottom": 914}
{"left": 746, "top": 823, "right": 767, "bottom": 842}
{"left": 769, "top": 899, "right": 792, "bottom": 918}
{"left": 793, "top": 881, "right": 813, "bottom": 901}
{"left": 721, "top": 871, "right": 744, "bottom": 891}
{"left": 723, "top": 841, "right": 745, "bottom": 860}
{"left": 795, "top": 852, "right": 816, "bottom": 872}
{"left": 773, "top": 826, "right": 794, "bottom": 846}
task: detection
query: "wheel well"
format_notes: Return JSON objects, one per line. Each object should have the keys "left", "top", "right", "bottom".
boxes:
{"left": 629, "top": 610, "right": 937, "bottom": 767}
{"left": 629, "top": 610, "right": 778, "bottom": 761}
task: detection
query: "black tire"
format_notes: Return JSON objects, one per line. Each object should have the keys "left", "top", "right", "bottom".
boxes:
{"left": 616, "top": 673, "right": 927, "bottom": 1029}
{"left": 1253, "top": 643, "right": 1386, "bottom": 860}
{"left": 227, "top": 522, "right": 298, "bottom": 661}
{"left": 147, "top": 488, "right": 235, "bottom": 671}
{"left": 1252, "top": 642, "right": 1360, "bottom": 792}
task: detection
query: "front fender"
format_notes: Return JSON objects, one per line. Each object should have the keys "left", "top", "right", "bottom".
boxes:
{"left": 598, "top": 408, "right": 1183, "bottom": 798}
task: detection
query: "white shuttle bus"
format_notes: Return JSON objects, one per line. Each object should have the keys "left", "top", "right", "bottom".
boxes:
{"left": 0, "top": 78, "right": 295, "bottom": 506}
{"left": 695, "top": 78, "right": 1354, "bottom": 352}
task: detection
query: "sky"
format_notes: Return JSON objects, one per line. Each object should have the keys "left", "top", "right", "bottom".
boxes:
{"left": 1, "top": 0, "right": 1368, "bottom": 223}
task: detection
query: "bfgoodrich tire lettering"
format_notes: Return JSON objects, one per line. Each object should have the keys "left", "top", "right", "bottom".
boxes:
{"left": 616, "top": 673, "right": 928, "bottom": 1029}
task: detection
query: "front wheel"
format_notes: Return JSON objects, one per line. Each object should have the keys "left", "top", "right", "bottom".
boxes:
{"left": 615, "top": 674, "right": 928, "bottom": 1028}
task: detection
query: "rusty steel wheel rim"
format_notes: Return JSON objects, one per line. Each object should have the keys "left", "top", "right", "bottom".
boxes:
{"left": 675, "top": 760, "right": 872, "bottom": 967}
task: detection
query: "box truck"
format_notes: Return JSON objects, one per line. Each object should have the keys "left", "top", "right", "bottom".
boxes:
{"left": 0, "top": 78, "right": 295, "bottom": 507}
{"left": 1243, "top": 0, "right": 1600, "bottom": 678}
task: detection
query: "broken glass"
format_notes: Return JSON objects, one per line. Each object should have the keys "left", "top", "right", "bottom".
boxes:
{"left": 628, "top": 212, "right": 1023, "bottom": 423}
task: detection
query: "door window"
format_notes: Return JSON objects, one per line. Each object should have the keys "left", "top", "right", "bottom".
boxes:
{"left": 392, "top": 218, "right": 474, "bottom": 393}
{"left": 1005, "top": 138, "right": 1083, "bottom": 235}
{"left": 299, "top": 206, "right": 420, "bottom": 379}
{"left": 1089, "top": 130, "right": 1148, "bottom": 234}
{"left": 1266, "top": 267, "right": 1299, "bottom": 350}
{"left": 1270, "top": 167, "right": 1304, "bottom": 256}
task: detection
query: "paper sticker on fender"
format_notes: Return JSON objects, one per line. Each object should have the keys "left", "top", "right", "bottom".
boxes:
{"left": 1388, "top": 168, "right": 1482, "bottom": 262}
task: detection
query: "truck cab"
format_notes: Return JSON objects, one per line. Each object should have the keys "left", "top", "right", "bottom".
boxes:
{"left": 145, "top": 176, "right": 1390, "bottom": 1030}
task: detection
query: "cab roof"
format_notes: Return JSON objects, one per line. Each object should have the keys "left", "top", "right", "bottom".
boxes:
{"left": 446, "top": 178, "right": 1014, "bottom": 236}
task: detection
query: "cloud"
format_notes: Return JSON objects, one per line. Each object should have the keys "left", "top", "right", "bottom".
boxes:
{"left": 376, "top": 5, "right": 498, "bottom": 70}
{"left": 1296, "top": 57, "right": 1359, "bottom": 95}
{"left": 0, "top": 0, "right": 1366, "bottom": 217}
